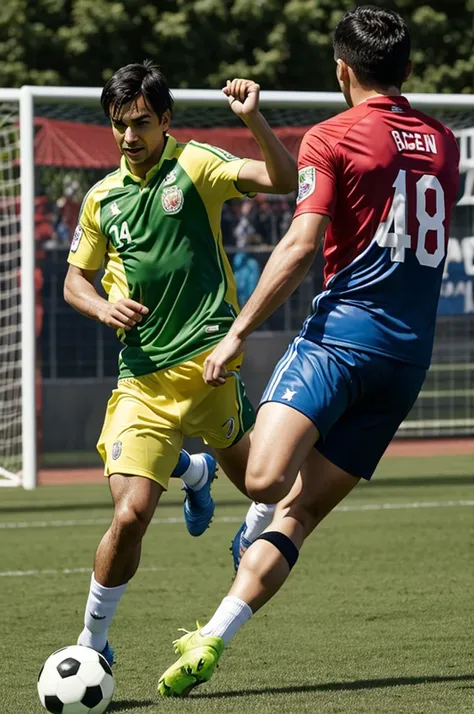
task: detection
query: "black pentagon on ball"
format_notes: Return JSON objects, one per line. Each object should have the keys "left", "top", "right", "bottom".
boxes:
{"left": 57, "top": 657, "right": 81, "bottom": 678}
{"left": 82, "top": 685, "right": 104, "bottom": 708}
{"left": 98, "top": 653, "right": 113, "bottom": 676}
{"left": 44, "top": 694, "right": 64, "bottom": 713}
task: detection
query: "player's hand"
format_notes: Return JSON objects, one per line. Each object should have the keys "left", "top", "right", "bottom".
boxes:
{"left": 100, "top": 298, "right": 149, "bottom": 331}
{"left": 223, "top": 79, "right": 260, "bottom": 117}
{"left": 203, "top": 333, "right": 245, "bottom": 387}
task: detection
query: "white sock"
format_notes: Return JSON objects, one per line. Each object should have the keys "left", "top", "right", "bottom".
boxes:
{"left": 77, "top": 573, "right": 128, "bottom": 652}
{"left": 180, "top": 454, "right": 208, "bottom": 491}
{"left": 200, "top": 596, "right": 253, "bottom": 645}
{"left": 244, "top": 502, "right": 277, "bottom": 542}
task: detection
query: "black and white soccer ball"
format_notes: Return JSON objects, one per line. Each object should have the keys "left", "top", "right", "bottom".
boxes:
{"left": 37, "top": 645, "right": 116, "bottom": 714}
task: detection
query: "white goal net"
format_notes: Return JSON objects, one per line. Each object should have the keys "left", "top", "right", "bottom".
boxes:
{"left": 0, "top": 100, "right": 22, "bottom": 486}
{"left": 2, "top": 88, "right": 474, "bottom": 488}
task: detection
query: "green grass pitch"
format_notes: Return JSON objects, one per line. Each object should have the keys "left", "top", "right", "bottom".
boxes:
{"left": 1, "top": 453, "right": 473, "bottom": 713}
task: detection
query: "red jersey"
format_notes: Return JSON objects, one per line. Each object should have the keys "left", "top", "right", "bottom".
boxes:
{"left": 294, "top": 95, "right": 460, "bottom": 368}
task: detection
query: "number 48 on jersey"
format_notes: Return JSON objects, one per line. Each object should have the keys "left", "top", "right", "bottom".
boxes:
{"left": 375, "top": 169, "right": 446, "bottom": 268}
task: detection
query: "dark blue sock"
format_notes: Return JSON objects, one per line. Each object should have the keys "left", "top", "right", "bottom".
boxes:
{"left": 171, "top": 450, "right": 191, "bottom": 478}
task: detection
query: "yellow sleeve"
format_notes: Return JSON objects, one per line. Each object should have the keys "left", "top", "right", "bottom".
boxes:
{"left": 67, "top": 189, "right": 107, "bottom": 270}
{"left": 191, "top": 143, "right": 252, "bottom": 202}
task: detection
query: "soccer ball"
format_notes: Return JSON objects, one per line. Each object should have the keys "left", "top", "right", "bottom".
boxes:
{"left": 37, "top": 645, "right": 116, "bottom": 714}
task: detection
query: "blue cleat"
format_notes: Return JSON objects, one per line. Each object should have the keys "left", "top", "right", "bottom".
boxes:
{"left": 183, "top": 454, "right": 217, "bottom": 537}
{"left": 100, "top": 642, "right": 115, "bottom": 668}
{"left": 231, "top": 522, "right": 252, "bottom": 572}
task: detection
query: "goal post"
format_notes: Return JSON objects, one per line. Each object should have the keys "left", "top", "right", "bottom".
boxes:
{"left": 20, "top": 86, "right": 37, "bottom": 490}
{"left": 4, "top": 87, "right": 474, "bottom": 488}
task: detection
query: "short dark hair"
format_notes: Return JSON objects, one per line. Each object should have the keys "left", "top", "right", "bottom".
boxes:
{"left": 101, "top": 60, "right": 174, "bottom": 120}
{"left": 333, "top": 6, "right": 410, "bottom": 90}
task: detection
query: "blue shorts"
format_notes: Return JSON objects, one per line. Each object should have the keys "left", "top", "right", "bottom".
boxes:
{"left": 260, "top": 338, "right": 426, "bottom": 481}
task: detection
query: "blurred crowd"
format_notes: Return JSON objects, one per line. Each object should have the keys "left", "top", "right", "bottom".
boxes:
{"left": 223, "top": 194, "right": 296, "bottom": 307}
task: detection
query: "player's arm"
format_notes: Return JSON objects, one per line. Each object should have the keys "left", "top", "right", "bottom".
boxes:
{"left": 64, "top": 265, "right": 148, "bottom": 331}
{"left": 204, "top": 126, "right": 337, "bottom": 386}
{"left": 204, "top": 212, "right": 329, "bottom": 385}
{"left": 224, "top": 79, "right": 297, "bottom": 195}
{"left": 64, "top": 196, "right": 148, "bottom": 331}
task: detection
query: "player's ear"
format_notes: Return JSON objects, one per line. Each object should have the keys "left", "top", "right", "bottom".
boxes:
{"left": 160, "top": 109, "right": 171, "bottom": 132}
{"left": 404, "top": 60, "right": 412, "bottom": 82}
{"left": 336, "top": 59, "right": 349, "bottom": 85}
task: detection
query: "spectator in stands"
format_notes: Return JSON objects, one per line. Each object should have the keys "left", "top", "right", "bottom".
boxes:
{"left": 255, "top": 196, "right": 274, "bottom": 244}
{"left": 233, "top": 233, "right": 262, "bottom": 307}
{"left": 233, "top": 198, "right": 259, "bottom": 248}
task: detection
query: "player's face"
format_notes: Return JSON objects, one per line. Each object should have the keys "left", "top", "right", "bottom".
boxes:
{"left": 110, "top": 94, "right": 171, "bottom": 177}
{"left": 335, "top": 58, "right": 353, "bottom": 108}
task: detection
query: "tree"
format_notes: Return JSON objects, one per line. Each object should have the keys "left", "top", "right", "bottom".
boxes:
{"left": 0, "top": 0, "right": 472, "bottom": 93}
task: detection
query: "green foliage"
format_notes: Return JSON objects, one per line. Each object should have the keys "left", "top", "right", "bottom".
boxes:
{"left": 0, "top": 0, "right": 472, "bottom": 92}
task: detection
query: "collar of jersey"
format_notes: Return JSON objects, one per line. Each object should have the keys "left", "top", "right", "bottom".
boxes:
{"left": 365, "top": 95, "right": 411, "bottom": 110}
{"left": 120, "top": 134, "right": 177, "bottom": 187}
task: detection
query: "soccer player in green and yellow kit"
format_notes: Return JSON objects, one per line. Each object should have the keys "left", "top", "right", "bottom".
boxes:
{"left": 64, "top": 61, "right": 296, "bottom": 664}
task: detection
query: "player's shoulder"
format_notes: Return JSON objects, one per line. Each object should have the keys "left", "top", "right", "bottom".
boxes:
{"left": 81, "top": 169, "right": 122, "bottom": 211}
{"left": 181, "top": 139, "right": 242, "bottom": 164}
{"left": 409, "top": 108, "right": 459, "bottom": 145}
{"left": 303, "top": 105, "right": 365, "bottom": 148}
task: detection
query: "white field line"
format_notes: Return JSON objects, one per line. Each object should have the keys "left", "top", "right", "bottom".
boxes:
{"left": 0, "top": 565, "right": 167, "bottom": 578}
{"left": 1, "top": 499, "right": 474, "bottom": 533}
{"left": 1, "top": 501, "right": 473, "bottom": 579}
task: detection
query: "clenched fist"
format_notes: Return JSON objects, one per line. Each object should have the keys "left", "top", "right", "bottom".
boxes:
{"left": 223, "top": 78, "right": 260, "bottom": 117}
{"left": 100, "top": 298, "right": 149, "bottom": 331}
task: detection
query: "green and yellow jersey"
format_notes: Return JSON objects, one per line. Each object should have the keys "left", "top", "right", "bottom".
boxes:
{"left": 68, "top": 135, "right": 251, "bottom": 379}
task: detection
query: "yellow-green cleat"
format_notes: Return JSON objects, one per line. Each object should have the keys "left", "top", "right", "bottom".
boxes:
{"left": 157, "top": 626, "right": 225, "bottom": 697}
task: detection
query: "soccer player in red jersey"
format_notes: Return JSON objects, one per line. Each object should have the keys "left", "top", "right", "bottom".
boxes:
{"left": 158, "top": 6, "right": 460, "bottom": 695}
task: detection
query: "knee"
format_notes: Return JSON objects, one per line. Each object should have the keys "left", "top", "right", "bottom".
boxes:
{"left": 112, "top": 502, "right": 150, "bottom": 545}
{"left": 287, "top": 502, "right": 323, "bottom": 537}
{"left": 246, "top": 466, "right": 291, "bottom": 505}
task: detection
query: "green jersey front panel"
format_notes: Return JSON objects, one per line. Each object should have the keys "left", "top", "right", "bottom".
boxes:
{"left": 68, "top": 136, "right": 250, "bottom": 378}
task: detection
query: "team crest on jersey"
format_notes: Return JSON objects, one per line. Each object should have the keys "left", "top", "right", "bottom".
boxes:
{"left": 162, "top": 185, "right": 184, "bottom": 214}
{"left": 111, "top": 440, "right": 122, "bottom": 460}
{"left": 70, "top": 224, "right": 82, "bottom": 252}
{"left": 297, "top": 166, "right": 316, "bottom": 204}
{"left": 163, "top": 169, "right": 177, "bottom": 186}
{"left": 222, "top": 417, "right": 235, "bottom": 439}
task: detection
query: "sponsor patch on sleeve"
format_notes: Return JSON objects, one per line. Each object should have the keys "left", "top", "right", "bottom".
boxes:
{"left": 296, "top": 166, "right": 316, "bottom": 204}
{"left": 215, "top": 146, "right": 239, "bottom": 162}
{"left": 70, "top": 224, "right": 83, "bottom": 252}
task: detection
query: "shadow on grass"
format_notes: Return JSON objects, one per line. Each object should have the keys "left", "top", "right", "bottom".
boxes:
{"left": 108, "top": 699, "right": 156, "bottom": 712}
{"left": 195, "top": 673, "right": 474, "bottom": 699}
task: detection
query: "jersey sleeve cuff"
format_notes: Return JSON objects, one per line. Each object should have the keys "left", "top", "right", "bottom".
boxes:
{"left": 233, "top": 158, "right": 257, "bottom": 198}
{"left": 67, "top": 254, "right": 103, "bottom": 271}
{"left": 294, "top": 205, "right": 334, "bottom": 220}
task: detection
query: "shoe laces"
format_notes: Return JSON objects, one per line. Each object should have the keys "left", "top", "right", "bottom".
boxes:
{"left": 172, "top": 622, "right": 202, "bottom": 650}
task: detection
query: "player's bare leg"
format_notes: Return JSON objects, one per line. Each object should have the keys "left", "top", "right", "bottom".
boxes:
{"left": 213, "top": 431, "right": 252, "bottom": 497}
{"left": 78, "top": 474, "right": 162, "bottom": 660}
{"left": 94, "top": 474, "right": 163, "bottom": 585}
{"left": 158, "top": 428, "right": 359, "bottom": 696}
{"left": 245, "top": 402, "right": 321, "bottom": 503}
{"left": 227, "top": 448, "right": 359, "bottom": 611}
{"left": 228, "top": 403, "right": 319, "bottom": 569}
{"left": 213, "top": 432, "right": 277, "bottom": 568}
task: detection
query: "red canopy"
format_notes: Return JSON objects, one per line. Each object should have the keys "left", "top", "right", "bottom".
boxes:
{"left": 34, "top": 118, "right": 308, "bottom": 168}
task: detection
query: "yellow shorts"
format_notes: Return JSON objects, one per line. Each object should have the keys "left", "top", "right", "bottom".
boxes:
{"left": 97, "top": 349, "right": 255, "bottom": 488}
